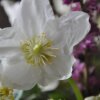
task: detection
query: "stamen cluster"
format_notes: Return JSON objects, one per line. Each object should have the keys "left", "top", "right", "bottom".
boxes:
{"left": 21, "top": 33, "right": 58, "bottom": 66}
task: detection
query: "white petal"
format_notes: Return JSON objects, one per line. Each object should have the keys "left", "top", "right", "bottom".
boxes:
{"left": 1, "top": 79, "right": 34, "bottom": 90}
{"left": 59, "top": 11, "right": 90, "bottom": 52}
{"left": 1, "top": 52, "right": 41, "bottom": 90}
{"left": 38, "top": 81, "right": 59, "bottom": 92}
{"left": 38, "top": 52, "right": 75, "bottom": 86}
{"left": 84, "top": 96, "right": 95, "bottom": 100}
{"left": 2, "top": 80, "right": 36, "bottom": 90}
{"left": 44, "top": 19, "right": 67, "bottom": 48}
{"left": 14, "top": 0, "right": 54, "bottom": 37}
{"left": 0, "top": 27, "right": 21, "bottom": 57}
{"left": 0, "top": 60, "right": 3, "bottom": 79}
{"left": 0, "top": 27, "right": 14, "bottom": 40}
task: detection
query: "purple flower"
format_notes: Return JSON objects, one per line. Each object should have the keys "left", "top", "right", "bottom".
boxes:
{"left": 98, "top": 3, "right": 100, "bottom": 13}
{"left": 63, "top": 0, "right": 72, "bottom": 5}
{"left": 85, "top": 0, "right": 98, "bottom": 17}
{"left": 72, "top": 60, "right": 86, "bottom": 90}
{"left": 72, "top": 60, "right": 85, "bottom": 81}
{"left": 71, "top": 2, "right": 81, "bottom": 11}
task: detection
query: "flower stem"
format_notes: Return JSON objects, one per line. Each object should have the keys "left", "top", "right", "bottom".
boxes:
{"left": 68, "top": 78, "right": 83, "bottom": 100}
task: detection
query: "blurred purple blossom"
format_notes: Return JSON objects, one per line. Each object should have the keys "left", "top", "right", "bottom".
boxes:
{"left": 72, "top": 60, "right": 85, "bottom": 81}
{"left": 63, "top": 0, "right": 72, "bottom": 5}
{"left": 72, "top": 60, "right": 86, "bottom": 90}
{"left": 85, "top": 0, "right": 98, "bottom": 12}
{"left": 98, "top": 3, "right": 100, "bottom": 13}
{"left": 71, "top": 2, "right": 81, "bottom": 11}
{"left": 84, "top": 0, "right": 100, "bottom": 20}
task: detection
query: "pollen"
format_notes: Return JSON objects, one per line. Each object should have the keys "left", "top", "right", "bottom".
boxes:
{"left": 0, "top": 87, "right": 14, "bottom": 100}
{"left": 20, "top": 33, "right": 58, "bottom": 66}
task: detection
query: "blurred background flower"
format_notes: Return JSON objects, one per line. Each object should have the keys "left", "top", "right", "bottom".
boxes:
{"left": 85, "top": 94, "right": 100, "bottom": 100}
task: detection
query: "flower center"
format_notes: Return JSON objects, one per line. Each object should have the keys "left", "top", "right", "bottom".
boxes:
{"left": 20, "top": 33, "right": 58, "bottom": 66}
{"left": 33, "top": 44, "right": 42, "bottom": 55}
{"left": 0, "top": 87, "right": 14, "bottom": 100}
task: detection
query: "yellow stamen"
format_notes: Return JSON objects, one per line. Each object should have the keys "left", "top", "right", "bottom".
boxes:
{"left": 20, "top": 33, "right": 58, "bottom": 66}
{"left": 0, "top": 87, "right": 14, "bottom": 100}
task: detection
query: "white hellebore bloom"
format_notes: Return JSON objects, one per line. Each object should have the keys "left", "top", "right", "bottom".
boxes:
{"left": 39, "top": 81, "right": 59, "bottom": 92}
{"left": 85, "top": 94, "right": 100, "bottom": 100}
{"left": 0, "top": 0, "right": 90, "bottom": 90}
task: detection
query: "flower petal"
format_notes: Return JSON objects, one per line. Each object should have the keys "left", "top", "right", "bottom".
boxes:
{"left": 1, "top": 52, "right": 41, "bottom": 90}
{"left": 85, "top": 96, "right": 95, "bottom": 100}
{"left": 0, "top": 27, "right": 13, "bottom": 40}
{"left": 2, "top": 80, "right": 35, "bottom": 90}
{"left": 0, "top": 59, "right": 3, "bottom": 78}
{"left": 14, "top": 0, "right": 54, "bottom": 37}
{"left": 59, "top": 11, "right": 90, "bottom": 52}
{"left": 38, "top": 81, "right": 59, "bottom": 92}
{"left": 44, "top": 19, "right": 67, "bottom": 48}
{"left": 0, "top": 27, "right": 22, "bottom": 57}
{"left": 38, "top": 52, "right": 75, "bottom": 86}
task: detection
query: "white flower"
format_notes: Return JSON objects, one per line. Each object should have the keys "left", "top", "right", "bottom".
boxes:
{"left": 39, "top": 81, "right": 59, "bottom": 92}
{"left": 85, "top": 96, "right": 95, "bottom": 100}
{"left": 0, "top": 0, "right": 90, "bottom": 90}
{"left": 85, "top": 94, "right": 100, "bottom": 100}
